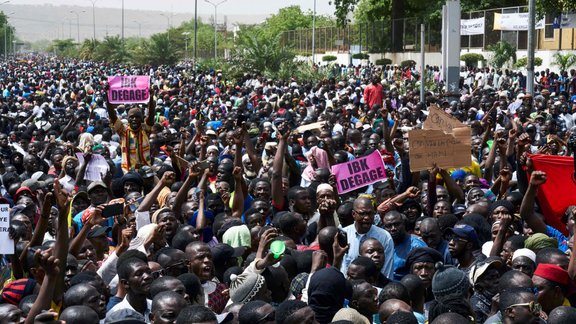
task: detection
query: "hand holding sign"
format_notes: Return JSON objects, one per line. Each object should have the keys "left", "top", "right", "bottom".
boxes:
{"left": 107, "top": 76, "right": 150, "bottom": 104}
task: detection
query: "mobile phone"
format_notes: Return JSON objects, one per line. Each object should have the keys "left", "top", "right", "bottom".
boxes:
{"left": 102, "top": 203, "right": 124, "bottom": 218}
{"left": 337, "top": 230, "right": 348, "bottom": 247}
{"left": 196, "top": 160, "right": 210, "bottom": 170}
{"left": 129, "top": 197, "right": 144, "bottom": 212}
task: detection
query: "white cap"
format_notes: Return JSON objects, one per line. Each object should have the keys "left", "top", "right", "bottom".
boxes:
{"left": 512, "top": 248, "right": 536, "bottom": 263}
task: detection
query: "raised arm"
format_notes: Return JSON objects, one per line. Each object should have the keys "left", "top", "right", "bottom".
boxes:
{"left": 138, "top": 171, "right": 175, "bottom": 213}
{"left": 24, "top": 249, "right": 60, "bottom": 324}
{"left": 272, "top": 124, "right": 289, "bottom": 209}
{"left": 439, "top": 168, "right": 465, "bottom": 203}
{"left": 146, "top": 89, "right": 156, "bottom": 127}
{"left": 231, "top": 166, "right": 244, "bottom": 219}
{"left": 519, "top": 170, "right": 548, "bottom": 234}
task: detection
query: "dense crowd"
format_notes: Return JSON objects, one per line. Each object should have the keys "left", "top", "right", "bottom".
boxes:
{"left": 1, "top": 54, "right": 576, "bottom": 324}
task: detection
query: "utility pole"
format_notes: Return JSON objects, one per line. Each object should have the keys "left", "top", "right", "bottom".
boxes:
{"left": 420, "top": 23, "right": 425, "bottom": 104}
{"left": 121, "top": 0, "right": 124, "bottom": 42}
{"left": 205, "top": 0, "right": 227, "bottom": 60}
{"left": 133, "top": 21, "right": 141, "bottom": 38}
{"left": 70, "top": 10, "right": 85, "bottom": 44}
{"left": 88, "top": 0, "right": 98, "bottom": 40}
{"left": 182, "top": 31, "right": 190, "bottom": 60}
{"left": 527, "top": 0, "right": 535, "bottom": 96}
{"left": 311, "top": 0, "right": 316, "bottom": 65}
{"left": 194, "top": 0, "right": 198, "bottom": 62}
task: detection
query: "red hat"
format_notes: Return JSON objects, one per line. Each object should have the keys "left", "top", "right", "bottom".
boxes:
{"left": 534, "top": 263, "right": 570, "bottom": 286}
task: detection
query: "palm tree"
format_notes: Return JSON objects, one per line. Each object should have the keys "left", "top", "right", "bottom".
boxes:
{"left": 552, "top": 52, "right": 576, "bottom": 72}
{"left": 488, "top": 41, "right": 516, "bottom": 69}
{"left": 79, "top": 39, "right": 100, "bottom": 61}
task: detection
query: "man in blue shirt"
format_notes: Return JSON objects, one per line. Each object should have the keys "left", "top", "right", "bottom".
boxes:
{"left": 383, "top": 210, "right": 427, "bottom": 280}
{"left": 341, "top": 197, "right": 395, "bottom": 280}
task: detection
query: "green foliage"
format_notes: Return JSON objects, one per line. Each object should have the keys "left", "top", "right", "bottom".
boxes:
{"left": 229, "top": 28, "right": 295, "bottom": 76}
{"left": 48, "top": 39, "right": 78, "bottom": 57}
{"left": 375, "top": 58, "right": 392, "bottom": 66}
{"left": 322, "top": 55, "right": 337, "bottom": 62}
{"left": 401, "top": 60, "right": 416, "bottom": 68}
{"left": 551, "top": 52, "right": 576, "bottom": 72}
{"left": 488, "top": 41, "right": 516, "bottom": 68}
{"left": 536, "top": 0, "right": 576, "bottom": 19}
{"left": 460, "top": 53, "right": 485, "bottom": 67}
{"left": 262, "top": 5, "right": 334, "bottom": 38}
{"left": 352, "top": 53, "right": 369, "bottom": 59}
{"left": 514, "top": 56, "right": 542, "bottom": 68}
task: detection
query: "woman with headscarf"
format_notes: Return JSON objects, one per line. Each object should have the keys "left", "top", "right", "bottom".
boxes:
{"left": 307, "top": 267, "right": 352, "bottom": 324}
{"left": 301, "top": 146, "right": 331, "bottom": 188}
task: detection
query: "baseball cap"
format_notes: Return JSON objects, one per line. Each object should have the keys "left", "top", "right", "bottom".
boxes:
{"left": 138, "top": 166, "right": 155, "bottom": 179}
{"left": 444, "top": 224, "right": 480, "bottom": 248}
{"left": 468, "top": 256, "right": 502, "bottom": 285}
{"left": 87, "top": 181, "right": 108, "bottom": 193}
{"left": 87, "top": 225, "right": 112, "bottom": 239}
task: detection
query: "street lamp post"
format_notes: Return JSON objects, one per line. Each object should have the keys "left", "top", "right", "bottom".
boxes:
{"left": 182, "top": 31, "right": 190, "bottom": 60}
{"left": 133, "top": 21, "right": 142, "bottom": 38}
{"left": 87, "top": 0, "right": 98, "bottom": 40}
{"left": 194, "top": 0, "right": 198, "bottom": 62}
{"left": 312, "top": 0, "right": 316, "bottom": 65}
{"left": 70, "top": 10, "right": 85, "bottom": 44}
{"left": 204, "top": 0, "right": 227, "bottom": 60}
{"left": 160, "top": 13, "right": 172, "bottom": 40}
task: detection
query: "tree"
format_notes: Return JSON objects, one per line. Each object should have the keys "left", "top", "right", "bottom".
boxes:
{"left": 93, "top": 36, "right": 128, "bottom": 63}
{"left": 262, "top": 5, "right": 334, "bottom": 38}
{"left": 229, "top": 27, "right": 295, "bottom": 75}
{"left": 551, "top": 52, "right": 576, "bottom": 72}
{"left": 79, "top": 39, "right": 100, "bottom": 60}
{"left": 488, "top": 41, "right": 516, "bottom": 68}
{"left": 131, "top": 33, "right": 179, "bottom": 66}
{"left": 48, "top": 39, "right": 78, "bottom": 57}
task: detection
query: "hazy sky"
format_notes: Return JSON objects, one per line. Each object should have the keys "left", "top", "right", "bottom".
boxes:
{"left": 12, "top": 0, "right": 335, "bottom": 17}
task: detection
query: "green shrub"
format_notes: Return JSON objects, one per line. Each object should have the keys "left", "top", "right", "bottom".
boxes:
{"left": 514, "top": 56, "right": 542, "bottom": 68}
{"left": 352, "top": 53, "right": 369, "bottom": 60}
{"left": 460, "top": 53, "right": 484, "bottom": 67}
{"left": 375, "top": 58, "right": 392, "bottom": 66}
{"left": 401, "top": 60, "right": 416, "bottom": 68}
{"left": 322, "top": 55, "right": 337, "bottom": 62}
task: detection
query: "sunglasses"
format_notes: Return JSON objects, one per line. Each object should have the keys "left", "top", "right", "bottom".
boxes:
{"left": 508, "top": 301, "right": 542, "bottom": 314}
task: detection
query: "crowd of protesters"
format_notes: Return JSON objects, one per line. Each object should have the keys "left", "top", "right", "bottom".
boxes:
{"left": 0, "top": 53, "right": 576, "bottom": 324}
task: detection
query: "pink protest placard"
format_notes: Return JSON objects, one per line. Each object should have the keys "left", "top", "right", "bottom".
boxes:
{"left": 108, "top": 76, "right": 150, "bottom": 104}
{"left": 331, "top": 150, "right": 387, "bottom": 194}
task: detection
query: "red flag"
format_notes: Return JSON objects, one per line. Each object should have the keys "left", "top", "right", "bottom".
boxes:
{"left": 529, "top": 154, "right": 576, "bottom": 236}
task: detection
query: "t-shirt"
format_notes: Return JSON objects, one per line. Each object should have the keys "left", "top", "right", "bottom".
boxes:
{"left": 392, "top": 234, "right": 427, "bottom": 280}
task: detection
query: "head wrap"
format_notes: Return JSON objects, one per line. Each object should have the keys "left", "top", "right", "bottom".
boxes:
{"left": 534, "top": 263, "right": 570, "bottom": 286}
{"left": 490, "top": 200, "right": 515, "bottom": 216}
{"left": 1, "top": 278, "right": 37, "bottom": 305}
{"left": 316, "top": 183, "right": 334, "bottom": 194}
{"left": 151, "top": 207, "right": 173, "bottom": 224}
{"left": 222, "top": 224, "right": 251, "bottom": 248}
{"left": 524, "top": 233, "right": 558, "bottom": 252}
{"left": 512, "top": 248, "right": 536, "bottom": 263}
{"left": 228, "top": 272, "right": 265, "bottom": 304}
{"left": 450, "top": 169, "right": 467, "bottom": 181}
{"left": 405, "top": 247, "right": 443, "bottom": 270}
{"left": 61, "top": 155, "right": 78, "bottom": 170}
{"left": 290, "top": 272, "right": 309, "bottom": 300}
{"left": 302, "top": 146, "right": 330, "bottom": 182}
{"left": 308, "top": 267, "right": 352, "bottom": 324}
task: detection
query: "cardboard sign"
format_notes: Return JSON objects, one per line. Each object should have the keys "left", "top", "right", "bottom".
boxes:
{"left": 296, "top": 121, "right": 327, "bottom": 134}
{"left": 424, "top": 105, "right": 466, "bottom": 133}
{"left": 424, "top": 105, "right": 471, "bottom": 145}
{"left": 108, "top": 76, "right": 150, "bottom": 104}
{"left": 0, "top": 204, "right": 14, "bottom": 254}
{"left": 331, "top": 150, "right": 387, "bottom": 194}
{"left": 408, "top": 129, "right": 471, "bottom": 172}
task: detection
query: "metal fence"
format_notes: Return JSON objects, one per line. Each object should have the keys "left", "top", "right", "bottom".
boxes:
{"left": 279, "top": 5, "right": 543, "bottom": 55}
